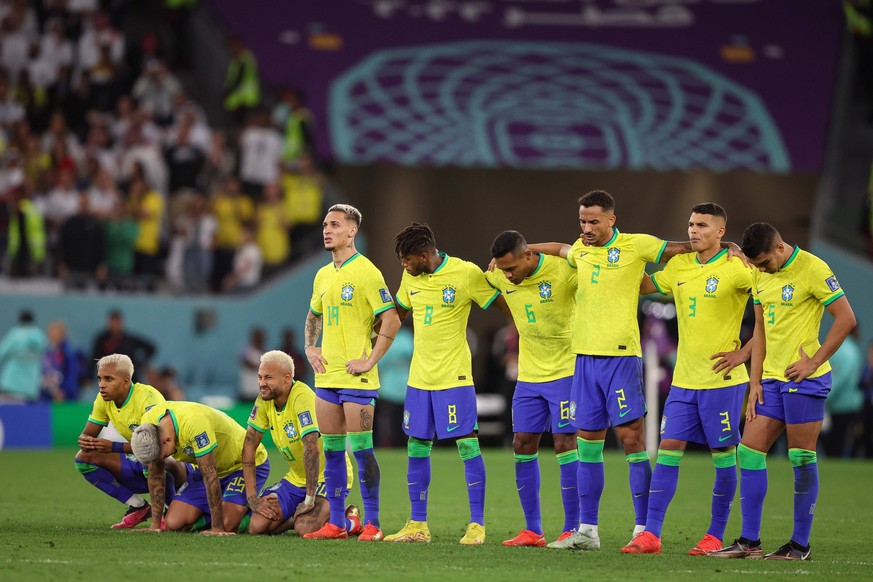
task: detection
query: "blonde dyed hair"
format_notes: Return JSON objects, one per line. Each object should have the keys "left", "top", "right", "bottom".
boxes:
{"left": 97, "top": 353, "right": 134, "bottom": 378}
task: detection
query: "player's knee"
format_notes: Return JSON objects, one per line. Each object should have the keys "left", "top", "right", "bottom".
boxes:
{"left": 163, "top": 512, "right": 189, "bottom": 532}
{"left": 247, "top": 515, "right": 270, "bottom": 535}
{"left": 407, "top": 437, "right": 433, "bottom": 458}
{"left": 552, "top": 433, "right": 577, "bottom": 454}
{"left": 512, "top": 433, "right": 538, "bottom": 454}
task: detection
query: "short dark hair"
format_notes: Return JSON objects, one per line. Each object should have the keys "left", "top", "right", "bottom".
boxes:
{"left": 490, "top": 230, "right": 528, "bottom": 259}
{"left": 18, "top": 309, "right": 34, "bottom": 324}
{"left": 741, "top": 222, "right": 780, "bottom": 258}
{"left": 578, "top": 190, "right": 615, "bottom": 212}
{"left": 394, "top": 222, "right": 436, "bottom": 257}
{"left": 691, "top": 202, "right": 727, "bottom": 221}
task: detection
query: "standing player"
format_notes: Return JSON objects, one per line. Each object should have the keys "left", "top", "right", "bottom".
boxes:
{"left": 384, "top": 223, "right": 507, "bottom": 545}
{"left": 243, "top": 350, "right": 357, "bottom": 536}
{"left": 541, "top": 190, "right": 737, "bottom": 551}
{"left": 621, "top": 203, "right": 752, "bottom": 555}
{"left": 709, "top": 223, "right": 856, "bottom": 560}
{"left": 130, "top": 401, "right": 271, "bottom": 534}
{"left": 75, "top": 354, "right": 187, "bottom": 528}
{"left": 303, "top": 203, "right": 401, "bottom": 541}
{"left": 486, "top": 230, "right": 580, "bottom": 547}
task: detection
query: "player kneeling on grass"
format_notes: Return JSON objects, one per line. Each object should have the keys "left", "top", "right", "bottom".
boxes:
{"left": 75, "top": 353, "right": 189, "bottom": 529}
{"left": 131, "top": 401, "right": 271, "bottom": 535}
{"left": 244, "top": 350, "right": 359, "bottom": 536}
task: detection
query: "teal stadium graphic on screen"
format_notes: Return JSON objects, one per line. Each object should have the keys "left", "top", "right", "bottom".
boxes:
{"left": 330, "top": 41, "right": 789, "bottom": 171}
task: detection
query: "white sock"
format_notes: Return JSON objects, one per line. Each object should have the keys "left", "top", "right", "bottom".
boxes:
{"left": 579, "top": 524, "right": 598, "bottom": 535}
{"left": 126, "top": 495, "right": 146, "bottom": 508}
{"left": 633, "top": 524, "right": 645, "bottom": 537}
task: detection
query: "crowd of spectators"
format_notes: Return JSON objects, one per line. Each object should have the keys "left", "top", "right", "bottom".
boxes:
{"left": 0, "top": 0, "right": 332, "bottom": 294}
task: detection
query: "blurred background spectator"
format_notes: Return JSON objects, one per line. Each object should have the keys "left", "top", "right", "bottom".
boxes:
{"left": 0, "top": 308, "right": 47, "bottom": 402}
{"left": 90, "top": 309, "right": 155, "bottom": 376}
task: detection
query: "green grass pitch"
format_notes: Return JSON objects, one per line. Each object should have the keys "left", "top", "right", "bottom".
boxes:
{"left": 2, "top": 448, "right": 872, "bottom": 581}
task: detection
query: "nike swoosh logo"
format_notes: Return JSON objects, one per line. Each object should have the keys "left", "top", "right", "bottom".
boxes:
{"left": 788, "top": 388, "right": 798, "bottom": 393}
{"left": 757, "top": 289, "right": 764, "bottom": 294}
{"left": 407, "top": 482, "right": 417, "bottom": 486}
{"left": 410, "top": 291, "right": 421, "bottom": 295}
{"left": 633, "top": 493, "right": 647, "bottom": 498}
{"left": 468, "top": 482, "right": 482, "bottom": 487}
{"left": 517, "top": 486, "right": 525, "bottom": 491}
{"left": 561, "top": 486, "right": 575, "bottom": 491}
{"left": 579, "top": 252, "right": 589, "bottom": 257}
{"left": 619, "top": 409, "right": 631, "bottom": 418}
{"left": 713, "top": 493, "right": 725, "bottom": 497}
{"left": 506, "top": 289, "right": 517, "bottom": 294}
{"left": 650, "top": 490, "right": 664, "bottom": 493}
{"left": 557, "top": 421, "right": 571, "bottom": 428}
{"left": 794, "top": 491, "right": 808, "bottom": 495}
{"left": 719, "top": 435, "right": 732, "bottom": 442}
{"left": 677, "top": 281, "right": 686, "bottom": 286}
{"left": 446, "top": 425, "right": 460, "bottom": 432}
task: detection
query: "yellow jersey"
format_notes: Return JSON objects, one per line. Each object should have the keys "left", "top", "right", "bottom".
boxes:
{"left": 87, "top": 382, "right": 165, "bottom": 441}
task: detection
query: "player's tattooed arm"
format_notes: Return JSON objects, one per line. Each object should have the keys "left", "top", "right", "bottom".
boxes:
{"left": 304, "top": 310, "right": 327, "bottom": 374}
{"left": 302, "top": 432, "right": 320, "bottom": 498}
{"left": 146, "top": 459, "right": 166, "bottom": 531}
{"left": 197, "top": 451, "right": 231, "bottom": 534}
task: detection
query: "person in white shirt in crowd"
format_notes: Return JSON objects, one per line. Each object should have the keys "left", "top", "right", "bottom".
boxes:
{"left": 238, "top": 108, "right": 282, "bottom": 198}
{"left": 222, "top": 225, "right": 262, "bottom": 293}
{"left": 132, "top": 59, "right": 182, "bottom": 126}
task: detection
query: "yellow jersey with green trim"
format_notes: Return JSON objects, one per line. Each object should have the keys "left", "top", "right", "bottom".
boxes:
{"left": 247, "top": 381, "right": 354, "bottom": 489}
{"left": 567, "top": 228, "right": 667, "bottom": 357}
{"left": 141, "top": 401, "right": 268, "bottom": 478}
{"left": 87, "top": 382, "right": 166, "bottom": 441}
{"left": 485, "top": 253, "right": 576, "bottom": 382}
{"left": 752, "top": 246, "right": 845, "bottom": 381}
{"left": 396, "top": 253, "right": 500, "bottom": 390}
{"left": 309, "top": 252, "right": 395, "bottom": 390}
{"left": 651, "top": 250, "right": 753, "bottom": 389}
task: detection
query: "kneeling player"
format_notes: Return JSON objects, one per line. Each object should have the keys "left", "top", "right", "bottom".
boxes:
{"left": 75, "top": 354, "right": 187, "bottom": 528}
{"left": 131, "top": 401, "right": 271, "bottom": 534}
{"left": 244, "top": 350, "right": 358, "bottom": 536}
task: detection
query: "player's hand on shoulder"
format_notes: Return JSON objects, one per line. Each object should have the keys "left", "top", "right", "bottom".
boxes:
{"left": 724, "top": 242, "right": 749, "bottom": 266}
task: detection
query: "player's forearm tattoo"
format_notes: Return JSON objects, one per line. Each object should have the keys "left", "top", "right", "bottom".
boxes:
{"left": 148, "top": 462, "right": 166, "bottom": 526}
{"left": 359, "top": 408, "right": 373, "bottom": 431}
{"left": 199, "top": 456, "right": 224, "bottom": 530}
{"left": 302, "top": 433, "right": 319, "bottom": 495}
{"left": 304, "top": 311, "right": 322, "bottom": 348}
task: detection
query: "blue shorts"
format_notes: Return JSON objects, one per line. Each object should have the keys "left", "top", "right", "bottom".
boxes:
{"left": 175, "top": 460, "right": 271, "bottom": 513}
{"left": 262, "top": 479, "right": 327, "bottom": 521}
{"left": 755, "top": 374, "right": 830, "bottom": 425}
{"left": 119, "top": 453, "right": 149, "bottom": 492}
{"left": 316, "top": 387, "right": 379, "bottom": 406}
{"left": 512, "top": 376, "right": 576, "bottom": 434}
{"left": 572, "top": 355, "right": 645, "bottom": 430}
{"left": 403, "top": 385, "right": 478, "bottom": 440}
{"left": 660, "top": 384, "right": 746, "bottom": 448}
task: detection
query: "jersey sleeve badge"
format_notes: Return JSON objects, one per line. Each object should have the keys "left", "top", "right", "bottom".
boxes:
{"left": 825, "top": 276, "right": 841, "bottom": 292}
{"left": 298, "top": 411, "right": 313, "bottom": 427}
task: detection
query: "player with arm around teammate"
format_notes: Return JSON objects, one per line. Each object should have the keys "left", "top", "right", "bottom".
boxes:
{"left": 243, "top": 350, "right": 358, "bottom": 536}
{"left": 302, "top": 203, "right": 401, "bottom": 541}
{"left": 487, "top": 230, "right": 581, "bottom": 547}
{"left": 75, "top": 353, "right": 188, "bottom": 529}
{"left": 621, "top": 203, "right": 753, "bottom": 555}
{"left": 709, "top": 223, "right": 856, "bottom": 561}
{"left": 130, "top": 401, "right": 270, "bottom": 535}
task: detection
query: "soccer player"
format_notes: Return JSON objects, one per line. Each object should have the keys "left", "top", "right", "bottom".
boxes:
{"left": 75, "top": 353, "right": 188, "bottom": 529}
{"left": 130, "top": 401, "right": 271, "bottom": 535}
{"left": 243, "top": 350, "right": 358, "bottom": 536}
{"left": 384, "top": 223, "right": 508, "bottom": 545}
{"left": 540, "top": 190, "right": 740, "bottom": 551}
{"left": 486, "top": 230, "right": 580, "bottom": 547}
{"left": 621, "top": 203, "right": 752, "bottom": 555}
{"left": 303, "top": 203, "right": 401, "bottom": 541}
{"left": 709, "top": 223, "right": 856, "bottom": 561}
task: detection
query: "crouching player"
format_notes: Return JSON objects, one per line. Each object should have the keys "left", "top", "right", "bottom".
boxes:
{"left": 75, "top": 354, "right": 188, "bottom": 528}
{"left": 131, "top": 401, "right": 270, "bottom": 534}
{"left": 244, "top": 350, "right": 358, "bottom": 536}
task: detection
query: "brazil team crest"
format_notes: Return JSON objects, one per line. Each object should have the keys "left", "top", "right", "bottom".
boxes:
{"left": 442, "top": 285, "right": 456, "bottom": 304}
{"left": 403, "top": 409, "right": 411, "bottom": 429}
{"left": 183, "top": 446, "right": 195, "bottom": 456}
{"left": 539, "top": 281, "right": 552, "bottom": 299}
{"left": 607, "top": 247, "right": 621, "bottom": 263}
{"left": 569, "top": 401, "right": 577, "bottom": 419}
{"left": 782, "top": 284, "right": 794, "bottom": 302}
{"left": 284, "top": 421, "right": 298, "bottom": 439}
{"left": 341, "top": 283, "right": 355, "bottom": 302}
{"left": 705, "top": 276, "right": 719, "bottom": 294}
